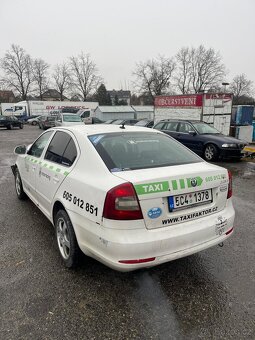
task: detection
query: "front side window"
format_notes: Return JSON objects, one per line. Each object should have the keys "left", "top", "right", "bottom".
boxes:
{"left": 89, "top": 132, "right": 202, "bottom": 171}
{"left": 27, "top": 131, "right": 54, "bottom": 158}
{"left": 45, "top": 131, "right": 77, "bottom": 166}
{"left": 178, "top": 123, "right": 195, "bottom": 133}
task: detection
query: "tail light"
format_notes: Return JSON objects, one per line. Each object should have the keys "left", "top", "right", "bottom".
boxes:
{"left": 227, "top": 170, "right": 232, "bottom": 199}
{"left": 103, "top": 183, "right": 143, "bottom": 220}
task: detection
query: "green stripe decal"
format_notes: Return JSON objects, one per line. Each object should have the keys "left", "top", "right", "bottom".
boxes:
{"left": 25, "top": 157, "right": 70, "bottom": 176}
{"left": 180, "top": 179, "right": 185, "bottom": 189}
{"left": 135, "top": 181, "right": 169, "bottom": 195}
{"left": 172, "top": 180, "right": 178, "bottom": 190}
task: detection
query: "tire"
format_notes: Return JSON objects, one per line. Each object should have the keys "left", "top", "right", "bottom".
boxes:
{"left": 15, "top": 168, "right": 27, "bottom": 200}
{"left": 8, "top": 124, "right": 13, "bottom": 130}
{"left": 203, "top": 144, "right": 218, "bottom": 161}
{"left": 20, "top": 124, "right": 23, "bottom": 129}
{"left": 55, "top": 210, "right": 81, "bottom": 268}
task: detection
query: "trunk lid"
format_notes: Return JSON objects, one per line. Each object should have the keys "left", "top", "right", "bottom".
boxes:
{"left": 112, "top": 162, "right": 229, "bottom": 229}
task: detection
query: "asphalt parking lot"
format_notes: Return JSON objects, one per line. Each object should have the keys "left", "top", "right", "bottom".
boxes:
{"left": 0, "top": 125, "right": 255, "bottom": 340}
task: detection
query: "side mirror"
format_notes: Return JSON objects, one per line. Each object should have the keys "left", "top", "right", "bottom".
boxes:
{"left": 189, "top": 131, "right": 197, "bottom": 136}
{"left": 14, "top": 145, "right": 27, "bottom": 155}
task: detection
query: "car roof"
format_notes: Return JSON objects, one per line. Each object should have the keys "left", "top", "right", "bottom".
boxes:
{"left": 49, "top": 124, "right": 161, "bottom": 136}
{"left": 158, "top": 119, "right": 202, "bottom": 123}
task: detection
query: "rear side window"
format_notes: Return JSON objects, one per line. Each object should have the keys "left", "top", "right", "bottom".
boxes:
{"left": 165, "top": 121, "right": 178, "bottom": 131}
{"left": 45, "top": 131, "right": 77, "bottom": 166}
{"left": 153, "top": 122, "right": 165, "bottom": 130}
{"left": 89, "top": 132, "right": 202, "bottom": 172}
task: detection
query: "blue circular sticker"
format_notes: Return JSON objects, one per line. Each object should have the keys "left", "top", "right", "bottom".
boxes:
{"left": 147, "top": 207, "right": 162, "bottom": 219}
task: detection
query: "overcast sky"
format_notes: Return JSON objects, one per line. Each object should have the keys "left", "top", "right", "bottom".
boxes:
{"left": 1, "top": 0, "right": 254, "bottom": 91}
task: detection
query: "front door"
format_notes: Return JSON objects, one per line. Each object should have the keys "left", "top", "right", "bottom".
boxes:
{"left": 23, "top": 131, "right": 54, "bottom": 202}
{"left": 36, "top": 130, "right": 78, "bottom": 218}
{"left": 176, "top": 122, "right": 201, "bottom": 153}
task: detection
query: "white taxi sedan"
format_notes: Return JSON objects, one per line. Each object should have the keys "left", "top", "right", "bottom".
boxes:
{"left": 12, "top": 125, "right": 235, "bottom": 271}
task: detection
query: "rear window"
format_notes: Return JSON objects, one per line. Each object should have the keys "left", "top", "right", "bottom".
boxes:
{"left": 46, "top": 116, "right": 55, "bottom": 121}
{"left": 89, "top": 132, "right": 202, "bottom": 172}
{"left": 63, "top": 114, "right": 82, "bottom": 122}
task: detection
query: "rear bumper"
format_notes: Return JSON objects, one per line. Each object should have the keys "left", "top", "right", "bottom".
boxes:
{"left": 70, "top": 199, "right": 235, "bottom": 272}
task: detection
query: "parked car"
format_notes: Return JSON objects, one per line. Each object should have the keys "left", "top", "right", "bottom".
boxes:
{"left": 153, "top": 119, "right": 247, "bottom": 161}
{"left": 0, "top": 115, "right": 23, "bottom": 130}
{"left": 55, "top": 113, "right": 83, "bottom": 127}
{"left": 112, "top": 119, "right": 139, "bottom": 126}
{"left": 27, "top": 115, "right": 42, "bottom": 125}
{"left": 11, "top": 125, "right": 234, "bottom": 271}
{"left": 83, "top": 117, "right": 104, "bottom": 124}
{"left": 135, "top": 119, "right": 154, "bottom": 128}
{"left": 104, "top": 119, "right": 118, "bottom": 124}
{"left": 38, "top": 115, "right": 56, "bottom": 130}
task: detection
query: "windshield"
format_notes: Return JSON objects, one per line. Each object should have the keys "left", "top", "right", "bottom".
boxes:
{"left": 192, "top": 122, "right": 220, "bottom": 134}
{"left": 0, "top": 116, "right": 7, "bottom": 120}
{"left": 89, "top": 132, "right": 202, "bottom": 171}
{"left": 63, "top": 114, "right": 82, "bottom": 122}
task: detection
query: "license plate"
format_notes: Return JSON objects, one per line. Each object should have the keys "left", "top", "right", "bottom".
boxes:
{"left": 168, "top": 189, "right": 212, "bottom": 211}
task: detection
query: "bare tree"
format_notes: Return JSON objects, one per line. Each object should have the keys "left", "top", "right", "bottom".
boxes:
{"left": 52, "top": 63, "right": 71, "bottom": 101}
{"left": 33, "top": 58, "right": 50, "bottom": 100}
{"left": 175, "top": 45, "right": 226, "bottom": 93}
{"left": 230, "top": 74, "right": 253, "bottom": 98}
{"left": 69, "top": 52, "right": 102, "bottom": 101}
{"left": 1, "top": 44, "right": 33, "bottom": 100}
{"left": 133, "top": 55, "right": 175, "bottom": 99}
{"left": 175, "top": 47, "right": 192, "bottom": 94}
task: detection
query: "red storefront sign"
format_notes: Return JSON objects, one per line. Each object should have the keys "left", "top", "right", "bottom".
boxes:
{"left": 155, "top": 95, "right": 203, "bottom": 107}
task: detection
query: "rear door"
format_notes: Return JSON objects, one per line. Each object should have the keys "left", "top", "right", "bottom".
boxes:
{"left": 161, "top": 121, "right": 179, "bottom": 139}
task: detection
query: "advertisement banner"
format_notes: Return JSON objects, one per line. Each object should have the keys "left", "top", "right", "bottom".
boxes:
{"left": 155, "top": 95, "right": 203, "bottom": 107}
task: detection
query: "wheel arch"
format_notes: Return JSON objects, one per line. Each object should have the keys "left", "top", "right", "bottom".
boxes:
{"left": 52, "top": 200, "right": 66, "bottom": 225}
{"left": 203, "top": 142, "right": 219, "bottom": 152}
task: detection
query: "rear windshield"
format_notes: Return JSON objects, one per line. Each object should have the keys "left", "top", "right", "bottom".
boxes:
{"left": 88, "top": 132, "right": 202, "bottom": 172}
{"left": 46, "top": 116, "right": 56, "bottom": 121}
